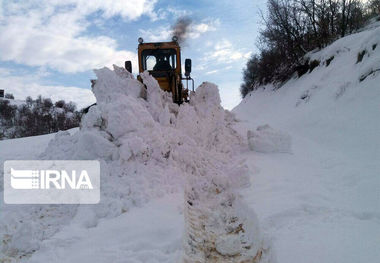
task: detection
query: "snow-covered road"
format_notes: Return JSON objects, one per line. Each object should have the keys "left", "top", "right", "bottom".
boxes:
{"left": 240, "top": 133, "right": 380, "bottom": 263}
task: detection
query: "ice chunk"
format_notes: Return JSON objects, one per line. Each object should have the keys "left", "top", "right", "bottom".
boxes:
{"left": 248, "top": 125, "right": 292, "bottom": 153}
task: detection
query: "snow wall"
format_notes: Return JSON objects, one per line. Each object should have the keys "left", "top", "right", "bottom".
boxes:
{"left": 1, "top": 66, "right": 274, "bottom": 262}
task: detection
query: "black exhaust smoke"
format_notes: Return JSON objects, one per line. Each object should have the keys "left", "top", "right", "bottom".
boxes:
{"left": 171, "top": 17, "right": 192, "bottom": 44}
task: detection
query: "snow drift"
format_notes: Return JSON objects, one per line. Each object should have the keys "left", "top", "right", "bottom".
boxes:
{"left": 1, "top": 65, "right": 274, "bottom": 262}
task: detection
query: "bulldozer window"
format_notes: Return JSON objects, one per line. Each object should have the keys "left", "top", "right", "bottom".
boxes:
{"left": 142, "top": 49, "right": 177, "bottom": 71}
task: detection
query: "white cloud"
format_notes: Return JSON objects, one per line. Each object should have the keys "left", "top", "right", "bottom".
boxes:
{"left": 187, "top": 19, "right": 219, "bottom": 39}
{"left": 206, "top": 39, "right": 251, "bottom": 63}
{"left": 205, "top": 69, "right": 218, "bottom": 75}
{"left": 191, "top": 38, "right": 252, "bottom": 80}
{"left": 195, "top": 39, "right": 251, "bottom": 74}
{"left": 154, "top": 7, "right": 192, "bottom": 21}
{"left": 139, "top": 26, "right": 172, "bottom": 42}
{"left": 194, "top": 64, "right": 206, "bottom": 71}
{"left": 0, "top": 69, "right": 95, "bottom": 109}
{"left": 0, "top": 0, "right": 3, "bottom": 19}
{"left": 0, "top": 67, "right": 11, "bottom": 75}
{"left": 0, "top": 0, "right": 151, "bottom": 73}
{"left": 73, "top": 0, "right": 158, "bottom": 21}
{"left": 12, "top": 0, "right": 158, "bottom": 21}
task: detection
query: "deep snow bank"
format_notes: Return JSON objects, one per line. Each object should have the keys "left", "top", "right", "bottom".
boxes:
{"left": 1, "top": 65, "right": 273, "bottom": 262}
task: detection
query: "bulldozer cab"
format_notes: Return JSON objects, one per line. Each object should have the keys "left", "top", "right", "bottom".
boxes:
{"left": 125, "top": 37, "right": 194, "bottom": 104}
{"left": 143, "top": 48, "right": 176, "bottom": 72}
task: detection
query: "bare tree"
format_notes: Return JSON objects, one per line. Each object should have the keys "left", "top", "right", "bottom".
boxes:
{"left": 0, "top": 96, "right": 83, "bottom": 140}
{"left": 240, "top": 0, "right": 370, "bottom": 98}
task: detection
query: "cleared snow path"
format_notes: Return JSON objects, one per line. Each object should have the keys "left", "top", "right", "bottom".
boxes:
{"left": 238, "top": 125, "right": 380, "bottom": 263}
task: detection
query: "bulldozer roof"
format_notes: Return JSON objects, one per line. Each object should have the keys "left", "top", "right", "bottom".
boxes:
{"left": 138, "top": 41, "right": 180, "bottom": 49}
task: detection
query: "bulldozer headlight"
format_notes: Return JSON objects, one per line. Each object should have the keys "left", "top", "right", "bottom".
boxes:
{"left": 138, "top": 37, "right": 144, "bottom": 44}
{"left": 172, "top": 36, "right": 178, "bottom": 42}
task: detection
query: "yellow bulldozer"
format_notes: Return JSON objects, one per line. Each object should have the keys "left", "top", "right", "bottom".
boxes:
{"left": 125, "top": 36, "right": 194, "bottom": 104}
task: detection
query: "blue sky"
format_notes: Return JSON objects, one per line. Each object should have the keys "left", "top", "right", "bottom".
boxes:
{"left": 0, "top": 0, "right": 266, "bottom": 109}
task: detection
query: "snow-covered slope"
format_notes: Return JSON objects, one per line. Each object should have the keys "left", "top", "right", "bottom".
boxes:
{"left": 235, "top": 22, "right": 380, "bottom": 160}
{"left": 233, "top": 22, "right": 380, "bottom": 262}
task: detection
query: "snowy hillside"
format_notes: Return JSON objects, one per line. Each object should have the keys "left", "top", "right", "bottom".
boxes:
{"left": 236, "top": 21, "right": 380, "bottom": 160}
{"left": 233, "top": 21, "right": 380, "bottom": 262}
{"left": 0, "top": 22, "right": 379, "bottom": 263}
